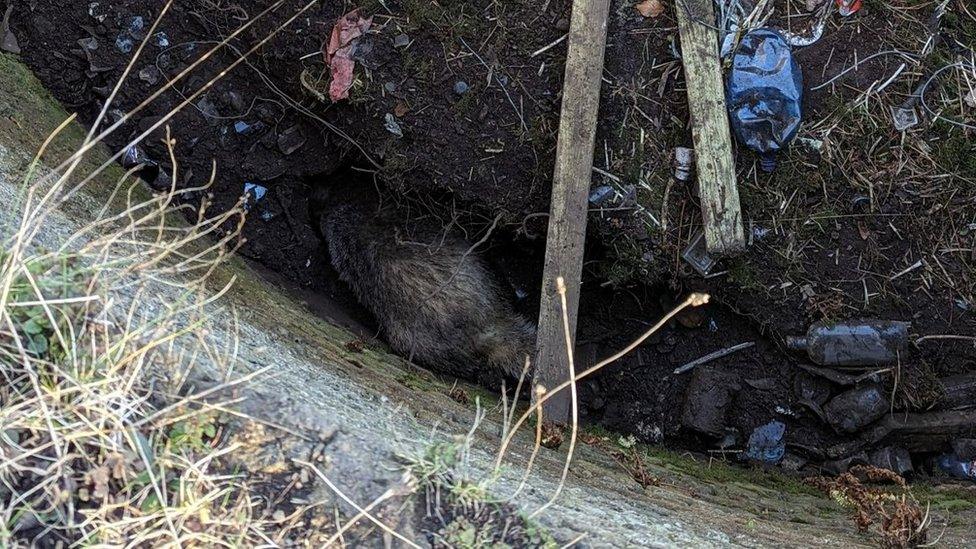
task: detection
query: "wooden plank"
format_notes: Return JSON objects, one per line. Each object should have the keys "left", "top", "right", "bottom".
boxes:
{"left": 675, "top": 0, "right": 745, "bottom": 254}
{"left": 533, "top": 0, "right": 611, "bottom": 425}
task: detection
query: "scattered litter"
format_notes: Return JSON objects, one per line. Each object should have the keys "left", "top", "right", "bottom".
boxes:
{"left": 775, "top": 405, "right": 799, "bottom": 418}
{"left": 453, "top": 80, "right": 470, "bottom": 95}
{"left": 122, "top": 145, "right": 165, "bottom": 189}
{"left": 744, "top": 421, "right": 786, "bottom": 464}
{"left": 153, "top": 32, "right": 170, "bottom": 48}
{"left": 116, "top": 16, "right": 146, "bottom": 54}
{"left": 635, "top": 0, "right": 665, "bottom": 18}
{"left": 78, "top": 37, "right": 99, "bottom": 52}
{"left": 751, "top": 225, "right": 771, "bottom": 241}
{"left": 824, "top": 384, "right": 889, "bottom": 433}
{"left": 277, "top": 125, "right": 307, "bottom": 156}
{"left": 681, "top": 367, "right": 741, "bottom": 438}
{"left": 891, "top": 104, "right": 920, "bottom": 131}
{"left": 682, "top": 230, "right": 717, "bottom": 276}
{"left": 673, "top": 146, "right": 694, "bottom": 181}
{"left": 138, "top": 66, "right": 160, "bottom": 86}
{"left": 243, "top": 182, "right": 268, "bottom": 212}
{"left": 796, "top": 136, "right": 823, "bottom": 152}
{"left": 1, "top": 5, "right": 21, "bottom": 55}
{"left": 937, "top": 453, "right": 975, "bottom": 481}
{"left": 196, "top": 96, "right": 220, "bottom": 119}
{"left": 870, "top": 447, "right": 913, "bottom": 476}
{"left": 384, "top": 113, "right": 403, "bottom": 137}
{"left": 393, "top": 34, "right": 410, "bottom": 48}
{"left": 588, "top": 185, "right": 614, "bottom": 207}
{"left": 324, "top": 9, "right": 373, "bottom": 102}
{"left": 952, "top": 439, "right": 976, "bottom": 461}
{"left": 234, "top": 120, "right": 266, "bottom": 136}
{"left": 727, "top": 29, "right": 803, "bottom": 172}
{"left": 786, "top": 320, "right": 910, "bottom": 367}
{"left": 835, "top": 0, "right": 862, "bottom": 16}
{"left": 674, "top": 341, "right": 755, "bottom": 375}
{"left": 88, "top": 2, "right": 108, "bottom": 23}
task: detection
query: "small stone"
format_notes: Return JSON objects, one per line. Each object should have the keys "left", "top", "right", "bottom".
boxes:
{"left": 555, "top": 17, "right": 571, "bottom": 31}
{"left": 822, "top": 452, "right": 869, "bottom": 475}
{"left": 869, "top": 447, "right": 913, "bottom": 477}
{"left": 453, "top": 80, "right": 469, "bottom": 95}
{"left": 272, "top": 510, "right": 286, "bottom": 522}
{"left": 824, "top": 384, "right": 889, "bottom": 433}
{"left": 384, "top": 81, "right": 397, "bottom": 93}
{"left": 277, "top": 125, "right": 307, "bottom": 156}
{"left": 682, "top": 367, "right": 740, "bottom": 437}
{"left": 393, "top": 34, "right": 410, "bottom": 48}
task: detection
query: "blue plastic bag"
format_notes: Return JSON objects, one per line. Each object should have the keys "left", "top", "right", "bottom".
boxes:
{"left": 727, "top": 29, "right": 803, "bottom": 172}
{"left": 744, "top": 420, "right": 786, "bottom": 464}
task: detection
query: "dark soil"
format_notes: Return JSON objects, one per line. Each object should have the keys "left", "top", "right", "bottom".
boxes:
{"left": 8, "top": 0, "right": 976, "bottom": 482}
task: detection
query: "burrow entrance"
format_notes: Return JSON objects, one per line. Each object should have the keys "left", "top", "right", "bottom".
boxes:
{"left": 8, "top": 0, "right": 975, "bottom": 492}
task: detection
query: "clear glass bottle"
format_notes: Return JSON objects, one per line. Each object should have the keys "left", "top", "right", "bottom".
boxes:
{"left": 786, "top": 320, "right": 910, "bottom": 367}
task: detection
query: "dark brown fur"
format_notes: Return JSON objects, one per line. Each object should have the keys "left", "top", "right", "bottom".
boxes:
{"left": 320, "top": 196, "right": 534, "bottom": 383}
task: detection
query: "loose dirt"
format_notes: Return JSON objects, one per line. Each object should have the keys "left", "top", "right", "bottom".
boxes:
{"left": 9, "top": 0, "right": 975, "bottom": 481}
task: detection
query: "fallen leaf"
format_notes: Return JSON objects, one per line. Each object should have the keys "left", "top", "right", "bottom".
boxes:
{"left": 394, "top": 100, "right": 410, "bottom": 118}
{"left": 858, "top": 221, "right": 871, "bottom": 241}
{"left": 324, "top": 10, "right": 373, "bottom": 102}
{"left": 635, "top": 0, "right": 665, "bottom": 18}
{"left": 87, "top": 465, "right": 111, "bottom": 499}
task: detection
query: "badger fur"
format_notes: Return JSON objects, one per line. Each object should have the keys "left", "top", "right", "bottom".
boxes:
{"left": 316, "top": 190, "right": 535, "bottom": 383}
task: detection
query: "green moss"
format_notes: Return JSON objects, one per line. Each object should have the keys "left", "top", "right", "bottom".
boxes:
{"left": 728, "top": 258, "right": 762, "bottom": 292}
{"left": 911, "top": 484, "right": 976, "bottom": 513}
{"left": 930, "top": 123, "right": 976, "bottom": 184}
{"left": 397, "top": 371, "right": 436, "bottom": 392}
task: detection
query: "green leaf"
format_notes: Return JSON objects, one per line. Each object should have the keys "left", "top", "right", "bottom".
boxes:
{"left": 27, "top": 335, "right": 49, "bottom": 355}
{"left": 141, "top": 493, "right": 161, "bottom": 513}
{"left": 22, "top": 318, "right": 44, "bottom": 335}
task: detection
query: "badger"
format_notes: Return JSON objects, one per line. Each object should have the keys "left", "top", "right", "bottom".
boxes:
{"left": 312, "top": 184, "right": 535, "bottom": 384}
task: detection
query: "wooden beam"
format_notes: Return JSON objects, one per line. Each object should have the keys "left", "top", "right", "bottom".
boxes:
{"left": 533, "top": 0, "right": 611, "bottom": 425}
{"left": 675, "top": 0, "right": 745, "bottom": 254}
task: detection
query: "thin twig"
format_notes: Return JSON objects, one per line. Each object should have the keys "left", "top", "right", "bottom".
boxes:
{"left": 673, "top": 341, "right": 755, "bottom": 375}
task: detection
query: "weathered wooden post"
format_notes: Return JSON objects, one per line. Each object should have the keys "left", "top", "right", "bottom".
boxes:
{"left": 533, "top": 0, "right": 612, "bottom": 425}
{"left": 675, "top": 0, "right": 745, "bottom": 254}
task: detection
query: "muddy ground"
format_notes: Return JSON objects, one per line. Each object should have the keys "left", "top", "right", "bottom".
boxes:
{"left": 8, "top": 0, "right": 976, "bottom": 482}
